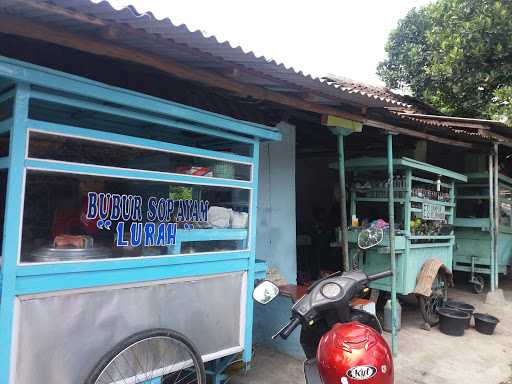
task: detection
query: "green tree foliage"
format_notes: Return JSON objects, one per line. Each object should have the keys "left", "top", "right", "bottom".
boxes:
{"left": 487, "top": 86, "right": 512, "bottom": 125}
{"left": 378, "top": 0, "right": 512, "bottom": 123}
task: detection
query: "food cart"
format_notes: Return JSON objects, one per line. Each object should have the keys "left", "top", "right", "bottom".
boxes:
{"left": 0, "top": 56, "right": 280, "bottom": 384}
{"left": 344, "top": 157, "right": 467, "bottom": 325}
{"left": 454, "top": 172, "right": 512, "bottom": 293}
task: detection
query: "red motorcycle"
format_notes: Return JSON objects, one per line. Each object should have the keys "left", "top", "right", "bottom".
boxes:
{"left": 254, "top": 231, "right": 394, "bottom": 383}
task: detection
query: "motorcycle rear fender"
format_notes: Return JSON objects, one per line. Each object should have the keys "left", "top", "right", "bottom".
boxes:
{"left": 414, "top": 257, "right": 453, "bottom": 297}
{"left": 304, "top": 359, "right": 322, "bottom": 384}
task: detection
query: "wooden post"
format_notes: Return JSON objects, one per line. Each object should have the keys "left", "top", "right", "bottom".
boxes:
{"left": 494, "top": 143, "right": 499, "bottom": 288}
{"left": 325, "top": 116, "right": 362, "bottom": 272}
{"left": 337, "top": 134, "right": 349, "bottom": 271}
{"left": 489, "top": 153, "right": 496, "bottom": 291}
{"left": 387, "top": 133, "right": 398, "bottom": 356}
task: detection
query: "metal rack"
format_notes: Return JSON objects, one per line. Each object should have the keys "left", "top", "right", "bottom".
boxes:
{"left": 344, "top": 157, "right": 467, "bottom": 324}
{"left": 454, "top": 172, "right": 512, "bottom": 292}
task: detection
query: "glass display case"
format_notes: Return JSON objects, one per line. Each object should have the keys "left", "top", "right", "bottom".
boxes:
{"left": 0, "top": 57, "right": 280, "bottom": 384}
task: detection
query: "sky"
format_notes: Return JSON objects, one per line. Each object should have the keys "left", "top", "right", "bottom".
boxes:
{"left": 104, "top": 0, "right": 432, "bottom": 86}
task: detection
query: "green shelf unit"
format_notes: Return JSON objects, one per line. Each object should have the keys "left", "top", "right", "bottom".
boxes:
{"left": 344, "top": 157, "right": 467, "bottom": 295}
{"left": 356, "top": 197, "right": 405, "bottom": 204}
{"left": 454, "top": 172, "right": 512, "bottom": 277}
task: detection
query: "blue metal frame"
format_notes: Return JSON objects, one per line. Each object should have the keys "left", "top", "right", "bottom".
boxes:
{"left": 0, "top": 83, "right": 29, "bottom": 383}
{"left": 29, "top": 90, "right": 258, "bottom": 146}
{"left": 25, "top": 158, "right": 253, "bottom": 189}
{"left": 28, "top": 120, "right": 255, "bottom": 165}
{"left": 0, "top": 56, "right": 281, "bottom": 384}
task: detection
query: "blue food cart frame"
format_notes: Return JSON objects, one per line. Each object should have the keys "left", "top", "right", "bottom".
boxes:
{"left": 0, "top": 56, "right": 280, "bottom": 383}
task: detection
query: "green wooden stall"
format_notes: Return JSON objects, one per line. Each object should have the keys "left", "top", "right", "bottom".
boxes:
{"left": 454, "top": 172, "right": 512, "bottom": 292}
{"left": 342, "top": 157, "right": 467, "bottom": 325}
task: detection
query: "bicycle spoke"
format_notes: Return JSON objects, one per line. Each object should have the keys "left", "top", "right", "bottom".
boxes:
{"left": 129, "top": 341, "right": 151, "bottom": 382}
{"left": 90, "top": 333, "right": 204, "bottom": 384}
{"left": 174, "top": 370, "right": 195, "bottom": 384}
{"left": 181, "top": 378, "right": 198, "bottom": 384}
{"left": 103, "top": 369, "right": 116, "bottom": 384}
{"left": 111, "top": 359, "right": 129, "bottom": 384}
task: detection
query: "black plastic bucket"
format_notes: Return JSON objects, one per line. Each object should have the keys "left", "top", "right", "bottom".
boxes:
{"left": 438, "top": 307, "right": 470, "bottom": 336}
{"left": 474, "top": 313, "right": 499, "bottom": 335}
{"left": 444, "top": 300, "right": 475, "bottom": 329}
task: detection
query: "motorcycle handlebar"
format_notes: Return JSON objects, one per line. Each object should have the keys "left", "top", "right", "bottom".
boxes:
{"left": 274, "top": 317, "right": 301, "bottom": 340}
{"left": 367, "top": 270, "right": 393, "bottom": 282}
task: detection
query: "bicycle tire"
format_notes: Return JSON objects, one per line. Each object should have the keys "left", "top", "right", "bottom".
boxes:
{"left": 84, "top": 328, "right": 206, "bottom": 384}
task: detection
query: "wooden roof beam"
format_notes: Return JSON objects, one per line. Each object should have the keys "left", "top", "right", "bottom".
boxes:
{"left": 365, "top": 119, "right": 484, "bottom": 150}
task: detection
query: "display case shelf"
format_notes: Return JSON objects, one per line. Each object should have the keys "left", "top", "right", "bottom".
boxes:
{"left": 410, "top": 176, "right": 452, "bottom": 189}
{"left": 410, "top": 235, "right": 454, "bottom": 240}
{"left": 356, "top": 197, "right": 405, "bottom": 203}
{"left": 168, "top": 228, "right": 248, "bottom": 255}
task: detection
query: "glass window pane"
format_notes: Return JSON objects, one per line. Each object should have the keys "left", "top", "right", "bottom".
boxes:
{"left": 0, "top": 97, "right": 13, "bottom": 121}
{"left": 29, "top": 94, "right": 253, "bottom": 156}
{"left": 0, "top": 132, "right": 8, "bottom": 157}
{"left": 28, "top": 131, "right": 251, "bottom": 181}
{"left": 21, "top": 171, "right": 250, "bottom": 263}
{"left": 0, "top": 96, "right": 12, "bottom": 158}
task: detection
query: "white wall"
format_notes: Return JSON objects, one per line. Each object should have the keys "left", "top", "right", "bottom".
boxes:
{"left": 256, "top": 121, "right": 297, "bottom": 284}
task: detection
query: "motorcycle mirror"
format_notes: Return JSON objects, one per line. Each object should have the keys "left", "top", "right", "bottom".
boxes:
{"left": 357, "top": 226, "right": 384, "bottom": 249}
{"left": 253, "top": 280, "right": 279, "bottom": 305}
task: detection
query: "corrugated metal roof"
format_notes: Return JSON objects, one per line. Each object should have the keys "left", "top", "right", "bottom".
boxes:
{"left": 323, "top": 75, "right": 413, "bottom": 109}
{"left": 397, "top": 113, "right": 509, "bottom": 129}
{"left": 386, "top": 110, "right": 497, "bottom": 142}
{"left": 0, "top": 0, "right": 412, "bottom": 111}
{"left": 1, "top": 0, "right": 511, "bottom": 147}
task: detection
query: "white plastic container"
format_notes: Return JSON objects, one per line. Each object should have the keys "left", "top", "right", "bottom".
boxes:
{"left": 208, "top": 206, "right": 232, "bottom": 228}
{"left": 231, "top": 211, "right": 249, "bottom": 228}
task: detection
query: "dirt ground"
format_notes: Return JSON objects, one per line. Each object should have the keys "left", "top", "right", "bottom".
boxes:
{"left": 232, "top": 278, "right": 512, "bottom": 384}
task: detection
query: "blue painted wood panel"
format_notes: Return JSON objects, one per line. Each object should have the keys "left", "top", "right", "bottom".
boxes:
{"left": 0, "top": 83, "right": 30, "bottom": 384}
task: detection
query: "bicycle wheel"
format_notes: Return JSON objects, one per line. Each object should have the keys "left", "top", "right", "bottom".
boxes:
{"left": 85, "top": 328, "right": 206, "bottom": 384}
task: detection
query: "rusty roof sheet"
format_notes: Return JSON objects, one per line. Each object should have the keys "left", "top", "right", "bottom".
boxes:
{"left": 384, "top": 110, "right": 502, "bottom": 143}
{"left": 0, "top": 0, "right": 413, "bottom": 111}
{"left": 323, "top": 74, "right": 414, "bottom": 109}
